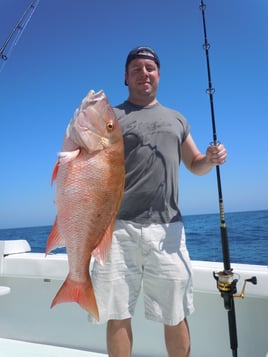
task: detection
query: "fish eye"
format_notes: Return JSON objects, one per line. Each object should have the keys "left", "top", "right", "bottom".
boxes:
{"left": 106, "top": 121, "right": 114, "bottom": 131}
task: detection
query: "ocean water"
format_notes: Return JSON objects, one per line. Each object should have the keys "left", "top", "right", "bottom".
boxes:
{"left": 183, "top": 210, "right": 268, "bottom": 265}
{"left": 0, "top": 210, "right": 267, "bottom": 266}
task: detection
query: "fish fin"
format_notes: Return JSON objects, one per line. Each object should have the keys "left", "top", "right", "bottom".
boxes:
{"left": 51, "top": 274, "right": 99, "bottom": 321}
{"left": 58, "top": 149, "right": 80, "bottom": 164}
{"left": 50, "top": 149, "right": 80, "bottom": 185}
{"left": 46, "top": 217, "right": 65, "bottom": 254}
{"left": 92, "top": 218, "right": 115, "bottom": 265}
{"left": 51, "top": 160, "right": 60, "bottom": 185}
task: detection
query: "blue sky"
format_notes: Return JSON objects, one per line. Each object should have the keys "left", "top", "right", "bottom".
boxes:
{"left": 0, "top": 0, "right": 267, "bottom": 229}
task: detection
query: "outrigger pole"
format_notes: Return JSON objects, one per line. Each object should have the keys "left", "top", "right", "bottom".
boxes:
{"left": 0, "top": 0, "right": 40, "bottom": 72}
{"left": 199, "top": 2, "right": 257, "bottom": 356}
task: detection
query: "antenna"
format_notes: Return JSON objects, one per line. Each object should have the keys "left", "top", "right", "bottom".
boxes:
{"left": 0, "top": 0, "right": 40, "bottom": 72}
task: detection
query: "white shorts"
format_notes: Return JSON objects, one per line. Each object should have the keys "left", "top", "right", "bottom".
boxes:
{"left": 90, "top": 220, "right": 194, "bottom": 325}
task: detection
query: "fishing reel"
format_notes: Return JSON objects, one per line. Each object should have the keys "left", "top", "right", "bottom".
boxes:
{"left": 213, "top": 270, "right": 257, "bottom": 310}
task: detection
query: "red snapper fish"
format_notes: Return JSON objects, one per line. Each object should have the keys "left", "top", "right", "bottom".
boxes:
{"left": 46, "top": 90, "right": 125, "bottom": 320}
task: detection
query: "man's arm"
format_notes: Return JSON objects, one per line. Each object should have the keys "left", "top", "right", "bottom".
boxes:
{"left": 181, "top": 134, "right": 227, "bottom": 176}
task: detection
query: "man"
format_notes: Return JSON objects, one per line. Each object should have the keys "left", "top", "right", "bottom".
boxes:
{"left": 90, "top": 46, "right": 227, "bottom": 357}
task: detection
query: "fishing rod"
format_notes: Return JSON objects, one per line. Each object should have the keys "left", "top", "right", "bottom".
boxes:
{"left": 199, "top": 2, "right": 257, "bottom": 356}
{"left": 0, "top": 0, "right": 40, "bottom": 72}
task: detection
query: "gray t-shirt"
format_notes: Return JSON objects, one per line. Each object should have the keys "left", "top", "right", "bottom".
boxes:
{"left": 114, "top": 101, "right": 190, "bottom": 224}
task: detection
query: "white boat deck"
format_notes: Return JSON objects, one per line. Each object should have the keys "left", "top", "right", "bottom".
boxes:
{"left": 0, "top": 240, "right": 268, "bottom": 357}
{"left": 0, "top": 338, "right": 107, "bottom": 357}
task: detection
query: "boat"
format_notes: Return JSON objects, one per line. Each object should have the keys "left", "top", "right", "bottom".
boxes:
{"left": 1, "top": 1, "right": 267, "bottom": 355}
{"left": 0, "top": 239, "right": 267, "bottom": 356}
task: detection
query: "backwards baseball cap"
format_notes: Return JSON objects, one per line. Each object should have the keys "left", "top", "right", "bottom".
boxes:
{"left": 124, "top": 46, "right": 160, "bottom": 85}
{"left": 125, "top": 46, "right": 160, "bottom": 71}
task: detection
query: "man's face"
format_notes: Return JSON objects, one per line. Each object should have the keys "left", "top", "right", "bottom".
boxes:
{"left": 125, "top": 54, "right": 160, "bottom": 101}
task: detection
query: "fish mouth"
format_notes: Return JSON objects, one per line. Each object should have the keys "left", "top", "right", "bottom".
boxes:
{"left": 87, "top": 89, "right": 105, "bottom": 101}
{"left": 80, "top": 90, "right": 105, "bottom": 110}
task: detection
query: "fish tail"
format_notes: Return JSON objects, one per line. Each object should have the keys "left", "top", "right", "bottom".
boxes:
{"left": 51, "top": 275, "right": 99, "bottom": 321}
